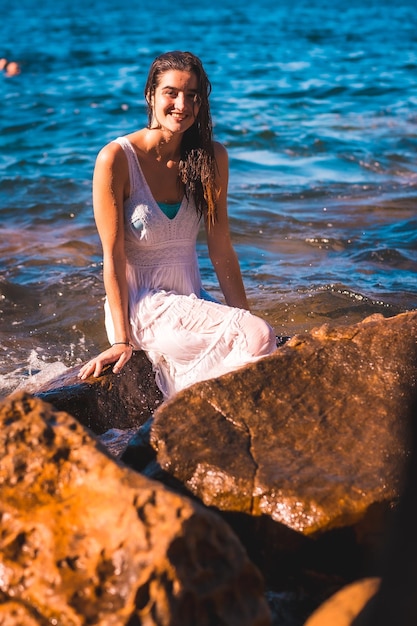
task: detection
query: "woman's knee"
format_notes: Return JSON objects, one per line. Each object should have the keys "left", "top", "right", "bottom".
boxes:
{"left": 241, "top": 314, "right": 276, "bottom": 357}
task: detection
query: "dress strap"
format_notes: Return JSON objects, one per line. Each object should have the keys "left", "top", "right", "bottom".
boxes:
{"left": 113, "top": 136, "right": 141, "bottom": 195}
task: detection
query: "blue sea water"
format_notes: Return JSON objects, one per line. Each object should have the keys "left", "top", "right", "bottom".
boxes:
{"left": 1, "top": 0, "right": 416, "bottom": 396}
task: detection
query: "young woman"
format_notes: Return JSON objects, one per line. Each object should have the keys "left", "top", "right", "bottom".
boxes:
{"left": 79, "top": 51, "right": 276, "bottom": 398}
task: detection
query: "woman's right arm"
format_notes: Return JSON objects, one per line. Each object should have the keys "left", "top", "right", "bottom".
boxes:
{"left": 79, "top": 142, "right": 133, "bottom": 380}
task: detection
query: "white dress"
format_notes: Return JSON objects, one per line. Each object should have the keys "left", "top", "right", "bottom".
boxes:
{"left": 104, "top": 136, "right": 276, "bottom": 398}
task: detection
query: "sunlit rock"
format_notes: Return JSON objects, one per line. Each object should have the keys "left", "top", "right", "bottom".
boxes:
{"left": 123, "top": 311, "right": 417, "bottom": 584}
{"left": 0, "top": 601, "right": 42, "bottom": 626}
{"left": 0, "top": 392, "right": 271, "bottom": 626}
{"left": 304, "top": 578, "right": 380, "bottom": 626}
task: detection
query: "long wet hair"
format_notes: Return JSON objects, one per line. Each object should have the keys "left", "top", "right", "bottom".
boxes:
{"left": 144, "top": 51, "right": 218, "bottom": 227}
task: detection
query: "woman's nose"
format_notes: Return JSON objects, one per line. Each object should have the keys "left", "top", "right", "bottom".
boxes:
{"left": 174, "top": 93, "right": 186, "bottom": 110}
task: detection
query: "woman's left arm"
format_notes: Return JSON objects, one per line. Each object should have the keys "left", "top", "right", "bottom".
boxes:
{"left": 205, "top": 142, "right": 250, "bottom": 311}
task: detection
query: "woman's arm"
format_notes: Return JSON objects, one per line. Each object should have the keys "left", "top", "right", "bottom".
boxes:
{"left": 205, "top": 142, "right": 250, "bottom": 311}
{"left": 79, "top": 142, "right": 133, "bottom": 380}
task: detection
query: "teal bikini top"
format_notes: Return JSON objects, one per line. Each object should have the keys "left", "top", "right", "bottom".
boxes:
{"left": 158, "top": 201, "right": 181, "bottom": 220}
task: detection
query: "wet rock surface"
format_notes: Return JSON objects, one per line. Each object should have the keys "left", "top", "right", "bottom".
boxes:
{"left": 121, "top": 312, "right": 417, "bottom": 592}
{"left": 35, "top": 349, "right": 163, "bottom": 434}
{"left": 144, "top": 312, "right": 416, "bottom": 526}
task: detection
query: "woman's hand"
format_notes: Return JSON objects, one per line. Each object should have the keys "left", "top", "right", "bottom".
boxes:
{"left": 78, "top": 343, "right": 133, "bottom": 380}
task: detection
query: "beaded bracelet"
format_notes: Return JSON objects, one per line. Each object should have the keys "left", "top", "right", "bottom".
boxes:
{"left": 112, "top": 341, "right": 134, "bottom": 349}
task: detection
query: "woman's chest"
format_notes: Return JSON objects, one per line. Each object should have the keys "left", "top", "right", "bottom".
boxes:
{"left": 140, "top": 158, "right": 183, "bottom": 204}
{"left": 125, "top": 197, "right": 200, "bottom": 245}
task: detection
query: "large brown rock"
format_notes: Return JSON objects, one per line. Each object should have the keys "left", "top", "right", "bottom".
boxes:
{"left": 124, "top": 312, "right": 417, "bottom": 584}
{"left": 0, "top": 392, "right": 271, "bottom": 626}
{"left": 34, "top": 349, "right": 163, "bottom": 434}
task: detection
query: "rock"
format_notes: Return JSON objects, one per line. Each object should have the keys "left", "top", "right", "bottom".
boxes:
{"left": 0, "top": 601, "right": 42, "bottom": 626}
{"left": 353, "top": 395, "right": 417, "bottom": 626}
{"left": 33, "top": 349, "right": 163, "bottom": 434}
{"left": 265, "top": 589, "right": 320, "bottom": 626}
{"left": 0, "top": 392, "right": 272, "bottom": 626}
{"left": 122, "top": 311, "right": 417, "bottom": 585}
{"left": 303, "top": 578, "right": 380, "bottom": 626}
{"left": 29, "top": 341, "right": 289, "bottom": 439}
{"left": 97, "top": 427, "right": 140, "bottom": 458}
{"left": 303, "top": 394, "right": 417, "bottom": 626}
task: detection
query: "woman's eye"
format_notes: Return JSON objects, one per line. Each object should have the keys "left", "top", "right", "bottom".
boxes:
{"left": 187, "top": 94, "right": 200, "bottom": 104}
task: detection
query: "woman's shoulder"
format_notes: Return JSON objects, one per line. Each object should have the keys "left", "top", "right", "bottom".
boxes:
{"left": 213, "top": 140, "right": 228, "bottom": 158}
{"left": 94, "top": 139, "right": 132, "bottom": 182}
{"left": 213, "top": 141, "right": 229, "bottom": 175}
{"left": 96, "top": 130, "right": 146, "bottom": 160}
{"left": 96, "top": 139, "right": 126, "bottom": 164}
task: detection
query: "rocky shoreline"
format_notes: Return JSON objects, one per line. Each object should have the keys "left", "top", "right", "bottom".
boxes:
{"left": 1, "top": 311, "right": 417, "bottom": 625}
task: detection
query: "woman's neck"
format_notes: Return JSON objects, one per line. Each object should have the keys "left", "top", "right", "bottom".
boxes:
{"left": 145, "top": 128, "right": 182, "bottom": 163}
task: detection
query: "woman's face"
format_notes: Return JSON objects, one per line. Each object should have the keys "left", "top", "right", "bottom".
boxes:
{"left": 150, "top": 69, "right": 201, "bottom": 134}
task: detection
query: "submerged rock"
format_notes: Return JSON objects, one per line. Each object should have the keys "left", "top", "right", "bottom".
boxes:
{"left": 0, "top": 392, "right": 271, "bottom": 626}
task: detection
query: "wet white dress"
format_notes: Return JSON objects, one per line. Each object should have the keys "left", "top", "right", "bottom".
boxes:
{"left": 104, "top": 136, "right": 277, "bottom": 398}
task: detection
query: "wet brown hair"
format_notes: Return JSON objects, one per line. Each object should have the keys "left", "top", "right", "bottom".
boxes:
{"left": 145, "top": 51, "right": 217, "bottom": 226}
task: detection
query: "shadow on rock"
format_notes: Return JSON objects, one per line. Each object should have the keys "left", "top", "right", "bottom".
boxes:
{"left": 33, "top": 350, "right": 163, "bottom": 434}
